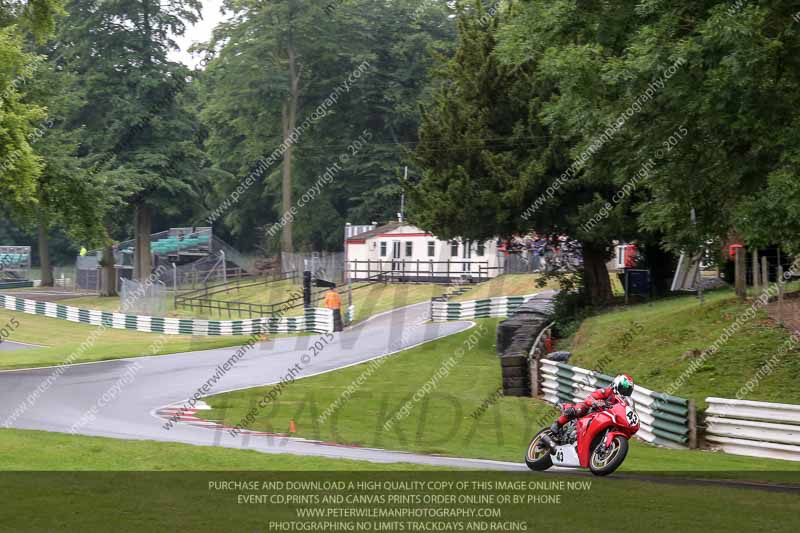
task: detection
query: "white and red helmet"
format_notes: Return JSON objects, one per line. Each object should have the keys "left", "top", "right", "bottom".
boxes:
{"left": 612, "top": 374, "right": 634, "bottom": 397}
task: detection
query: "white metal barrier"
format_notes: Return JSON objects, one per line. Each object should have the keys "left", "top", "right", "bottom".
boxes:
{"left": 705, "top": 397, "right": 800, "bottom": 461}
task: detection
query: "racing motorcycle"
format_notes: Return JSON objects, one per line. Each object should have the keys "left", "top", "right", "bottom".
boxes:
{"left": 525, "top": 395, "right": 640, "bottom": 476}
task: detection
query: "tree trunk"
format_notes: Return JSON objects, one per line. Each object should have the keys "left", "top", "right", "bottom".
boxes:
{"left": 37, "top": 212, "right": 54, "bottom": 287}
{"left": 134, "top": 204, "right": 153, "bottom": 281}
{"left": 280, "top": 45, "right": 300, "bottom": 254}
{"left": 582, "top": 244, "right": 613, "bottom": 305}
{"left": 100, "top": 244, "right": 117, "bottom": 297}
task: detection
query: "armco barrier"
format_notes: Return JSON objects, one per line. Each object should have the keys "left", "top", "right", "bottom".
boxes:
{"left": 431, "top": 294, "right": 537, "bottom": 322}
{"left": 0, "top": 294, "right": 334, "bottom": 335}
{"left": 540, "top": 359, "right": 693, "bottom": 448}
{"left": 705, "top": 397, "right": 800, "bottom": 462}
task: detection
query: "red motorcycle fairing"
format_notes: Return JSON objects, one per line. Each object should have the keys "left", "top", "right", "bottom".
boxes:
{"left": 575, "top": 403, "right": 637, "bottom": 468}
{"left": 604, "top": 430, "right": 631, "bottom": 448}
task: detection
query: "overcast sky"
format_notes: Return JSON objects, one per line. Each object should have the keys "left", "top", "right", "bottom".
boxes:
{"left": 168, "top": 0, "right": 229, "bottom": 68}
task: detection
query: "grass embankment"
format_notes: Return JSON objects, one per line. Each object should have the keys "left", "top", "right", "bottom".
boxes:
{"left": 201, "top": 318, "right": 800, "bottom": 477}
{"left": 566, "top": 288, "right": 800, "bottom": 407}
{"left": 52, "top": 278, "right": 303, "bottom": 320}
{"left": 52, "top": 279, "right": 447, "bottom": 323}
{"left": 450, "top": 273, "right": 558, "bottom": 302}
{"left": 0, "top": 309, "right": 249, "bottom": 370}
{"left": 0, "top": 429, "right": 435, "bottom": 471}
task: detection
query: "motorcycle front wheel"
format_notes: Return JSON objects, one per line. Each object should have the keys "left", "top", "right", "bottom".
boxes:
{"left": 589, "top": 435, "right": 628, "bottom": 476}
{"left": 525, "top": 429, "right": 554, "bottom": 471}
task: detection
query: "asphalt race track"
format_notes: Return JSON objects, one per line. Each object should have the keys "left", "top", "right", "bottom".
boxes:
{"left": 0, "top": 302, "right": 529, "bottom": 470}
{"left": 0, "top": 339, "right": 42, "bottom": 351}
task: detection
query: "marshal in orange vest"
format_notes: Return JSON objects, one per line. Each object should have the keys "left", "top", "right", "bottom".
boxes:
{"left": 324, "top": 289, "right": 341, "bottom": 310}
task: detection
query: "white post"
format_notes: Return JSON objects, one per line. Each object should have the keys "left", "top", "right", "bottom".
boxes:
{"left": 399, "top": 166, "right": 407, "bottom": 223}
{"left": 221, "top": 250, "right": 227, "bottom": 284}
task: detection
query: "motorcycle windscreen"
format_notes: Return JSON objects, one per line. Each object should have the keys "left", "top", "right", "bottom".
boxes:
{"left": 623, "top": 395, "right": 636, "bottom": 408}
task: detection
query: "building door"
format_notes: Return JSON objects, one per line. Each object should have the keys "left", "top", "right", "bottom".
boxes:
{"left": 392, "top": 241, "right": 402, "bottom": 273}
{"left": 462, "top": 240, "right": 472, "bottom": 272}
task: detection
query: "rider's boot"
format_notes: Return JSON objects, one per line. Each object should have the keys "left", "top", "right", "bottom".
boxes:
{"left": 548, "top": 422, "right": 562, "bottom": 444}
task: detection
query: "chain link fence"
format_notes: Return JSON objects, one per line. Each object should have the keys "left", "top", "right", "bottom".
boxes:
{"left": 119, "top": 277, "right": 168, "bottom": 316}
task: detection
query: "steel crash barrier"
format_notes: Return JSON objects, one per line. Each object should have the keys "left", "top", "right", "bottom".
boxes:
{"left": 704, "top": 397, "right": 800, "bottom": 462}
{"left": 0, "top": 294, "right": 334, "bottom": 335}
{"left": 540, "top": 359, "right": 695, "bottom": 449}
{"left": 431, "top": 294, "right": 537, "bottom": 322}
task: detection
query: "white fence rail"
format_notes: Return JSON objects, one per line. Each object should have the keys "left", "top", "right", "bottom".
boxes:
{"left": 705, "top": 397, "right": 800, "bottom": 461}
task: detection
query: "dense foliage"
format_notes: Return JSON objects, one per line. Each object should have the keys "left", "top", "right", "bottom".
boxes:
{"left": 1, "top": 0, "right": 799, "bottom": 301}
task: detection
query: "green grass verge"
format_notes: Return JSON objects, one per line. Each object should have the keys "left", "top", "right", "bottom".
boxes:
{"left": 0, "top": 429, "right": 437, "bottom": 471}
{"left": 0, "top": 468, "right": 798, "bottom": 532}
{"left": 566, "top": 288, "right": 800, "bottom": 406}
{"left": 0, "top": 308, "right": 251, "bottom": 370}
{"left": 201, "top": 318, "right": 800, "bottom": 481}
{"left": 449, "top": 273, "right": 559, "bottom": 302}
{"left": 57, "top": 279, "right": 447, "bottom": 323}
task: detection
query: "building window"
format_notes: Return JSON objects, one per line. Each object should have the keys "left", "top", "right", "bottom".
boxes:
{"left": 405, "top": 241, "right": 413, "bottom": 257}
{"left": 380, "top": 242, "right": 387, "bottom": 257}
{"left": 450, "top": 241, "right": 459, "bottom": 256}
{"left": 476, "top": 242, "right": 485, "bottom": 257}
{"left": 427, "top": 241, "right": 435, "bottom": 257}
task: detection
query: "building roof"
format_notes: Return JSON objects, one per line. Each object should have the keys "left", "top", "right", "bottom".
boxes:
{"left": 347, "top": 221, "right": 404, "bottom": 242}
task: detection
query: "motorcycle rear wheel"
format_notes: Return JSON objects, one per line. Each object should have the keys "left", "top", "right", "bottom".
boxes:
{"left": 589, "top": 436, "right": 628, "bottom": 476}
{"left": 525, "top": 429, "right": 554, "bottom": 471}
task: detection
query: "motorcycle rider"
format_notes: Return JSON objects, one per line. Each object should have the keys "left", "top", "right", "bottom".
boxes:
{"left": 548, "top": 374, "right": 635, "bottom": 442}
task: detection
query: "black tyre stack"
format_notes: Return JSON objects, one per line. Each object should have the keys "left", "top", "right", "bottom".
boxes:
{"left": 496, "top": 294, "right": 554, "bottom": 397}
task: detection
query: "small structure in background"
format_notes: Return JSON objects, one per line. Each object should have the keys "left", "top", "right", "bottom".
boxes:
{"left": 610, "top": 242, "right": 651, "bottom": 302}
{"left": 671, "top": 252, "right": 702, "bottom": 292}
{"left": 0, "top": 246, "right": 32, "bottom": 288}
{"left": 77, "top": 227, "right": 252, "bottom": 292}
{"left": 344, "top": 221, "right": 500, "bottom": 283}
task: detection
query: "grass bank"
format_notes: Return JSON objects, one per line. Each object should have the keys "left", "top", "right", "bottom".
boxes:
{"left": 565, "top": 288, "right": 800, "bottom": 406}
{"left": 0, "top": 309, "right": 249, "bottom": 370}
{"left": 0, "top": 429, "right": 438, "bottom": 470}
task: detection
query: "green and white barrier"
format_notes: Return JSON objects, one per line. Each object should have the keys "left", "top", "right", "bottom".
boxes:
{"left": 540, "top": 359, "right": 692, "bottom": 448}
{"left": 431, "top": 294, "right": 537, "bottom": 322}
{"left": 0, "top": 294, "right": 334, "bottom": 336}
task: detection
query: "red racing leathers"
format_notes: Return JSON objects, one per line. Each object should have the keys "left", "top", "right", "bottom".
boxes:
{"left": 556, "top": 387, "right": 623, "bottom": 427}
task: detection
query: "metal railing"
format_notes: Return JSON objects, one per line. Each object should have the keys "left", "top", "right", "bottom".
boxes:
{"left": 705, "top": 397, "right": 800, "bottom": 461}
{"left": 174, "top": 271, "right": 299, "bottom": 318}
{"left": 347, "top": 259, "right": 491, "bottom": 282}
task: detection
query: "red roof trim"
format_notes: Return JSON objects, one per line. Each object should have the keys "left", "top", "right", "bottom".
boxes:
{"left": 346, "top": 239, "right": 366, "bottom": 244}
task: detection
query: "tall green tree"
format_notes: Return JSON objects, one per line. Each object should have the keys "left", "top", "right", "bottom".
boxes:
{"left": 199, "top": 0, "right": 455, "bottom": 254}
{"left": 55, "top": 0, "right": 204, "bottom": 282}
{"left": 411, "top": 1, "right": 645, "bottom": 303}
{"left": 0, "top": 0, "right": 64, "bottom": 213}
{"left": 496, "top": 0, "right": 800, "bottom": 261}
